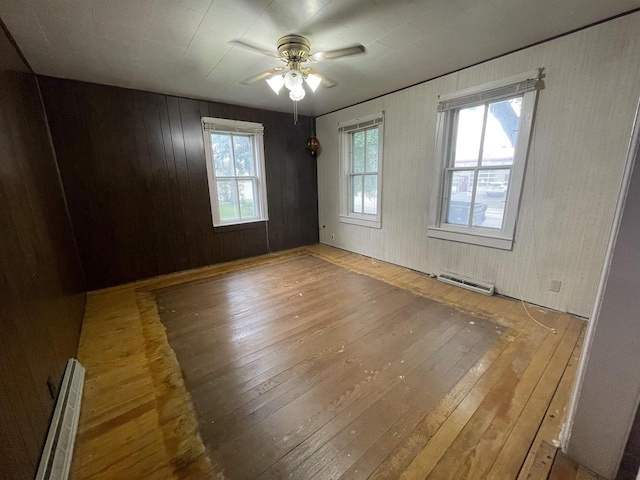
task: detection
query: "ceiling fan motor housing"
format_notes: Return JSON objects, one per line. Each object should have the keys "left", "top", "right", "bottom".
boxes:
{"left": 277, "top": 34, "right": 311, "bottom": 63}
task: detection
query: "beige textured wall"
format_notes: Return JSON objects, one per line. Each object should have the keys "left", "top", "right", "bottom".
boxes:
{"left": 566, "top": 98, "right": 640, "bottom": 478}
{"left": 316, "top": 12, "right": 640, "bottom": 317}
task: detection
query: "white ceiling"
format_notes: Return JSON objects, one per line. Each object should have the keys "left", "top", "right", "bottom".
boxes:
{"left": 2, "top": 0, "right": 639, "bottom": 115}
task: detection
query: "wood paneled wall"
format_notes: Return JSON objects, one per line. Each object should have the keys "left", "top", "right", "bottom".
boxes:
{"left": 316, "top": 12, "right": 640, "bottom": 317}
{"left": 38, "top": 77, "right": 319, "bottom": 290}
{"left": 0, "top": 24, "right": 85, "bottom": 479}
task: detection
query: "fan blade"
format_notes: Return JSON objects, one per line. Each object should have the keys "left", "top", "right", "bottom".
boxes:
{"left": 312, "top": 44, "right": 365, "bottom": 60}
{"left": 241, "top": 68, "right": 284, "bottom": 85}
{"left": 306, "top": 69, "right": 337, "bottom": 88}
{"left": 229, "top": 39, "right": 279, "bottom": 58}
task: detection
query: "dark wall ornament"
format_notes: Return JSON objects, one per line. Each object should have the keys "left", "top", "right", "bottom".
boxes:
{"left": 306, "top": 136, "right": 320, "bottom": 156}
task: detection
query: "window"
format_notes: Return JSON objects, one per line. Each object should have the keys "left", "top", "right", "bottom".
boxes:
{"left": 202, "top": 117, "right": 268, "bottom": 227}
{"left": 428, "top": 71, "right": 540, "bottom": 250}
{"left": 339, "top": 112, "right": 384, "bottom": 228}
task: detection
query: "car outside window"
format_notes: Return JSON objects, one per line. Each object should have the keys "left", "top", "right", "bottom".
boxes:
{"left": 428, "top": 71, "right": 541, "bottom": 250}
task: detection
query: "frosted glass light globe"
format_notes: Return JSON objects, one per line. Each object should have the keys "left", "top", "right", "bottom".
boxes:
{"left": 266, "top": 75, "right": 284, "bottom": 94}
{"left": 284, "top": 70, "right": 303, "bottom": 90}
{"left": 289, "top": 85, "right": 306, "bottom": 101}
{"left": 304, "top": 73, "right": 322, "bottom": 92}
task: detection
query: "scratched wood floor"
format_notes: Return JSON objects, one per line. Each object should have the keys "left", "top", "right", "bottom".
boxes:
{"left": 155, "top": 255, "right": 501, "bottom": 479}
{"left": 70, "top": 244, "right": 585, "bottom": 480}
{"left": 526, "top": 441, "right": 606, "bottom": 480}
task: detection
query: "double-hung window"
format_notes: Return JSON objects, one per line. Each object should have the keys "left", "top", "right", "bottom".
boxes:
{"left": 427, "top": 71, "right": 540, "bottom": 250}
{"left": 202, "top": 117, "right": 269, "bottom": 227}
{"left": 339, "top": 112, "right": 384, "bottom": 229}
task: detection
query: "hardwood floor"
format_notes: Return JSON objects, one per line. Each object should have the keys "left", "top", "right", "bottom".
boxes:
{"left": 155, "top": 256, "right": 501, "bottom": 479}
{"left": 70, "top": 245, "right": 585, "bottom": 479}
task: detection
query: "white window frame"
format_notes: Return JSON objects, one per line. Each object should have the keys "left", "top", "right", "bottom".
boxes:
{"left": 202, "top": 117, "right": 269, "bottom": 227}
{"left": 338, "top": 112, "right": 384, "bottom": 229}
{"left": 427, "top": 71, "right": 540, "bottom": 250}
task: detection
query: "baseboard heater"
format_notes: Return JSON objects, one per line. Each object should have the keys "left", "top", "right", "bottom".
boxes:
{"left": 36, "top": 359, "right": 85, "bottom": 480}
{"left": 437, "top": 272, "right": 495, "bottom": 296}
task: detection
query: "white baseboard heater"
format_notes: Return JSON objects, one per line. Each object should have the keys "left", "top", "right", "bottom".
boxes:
{"left": 437, "top": 272, "right": 495, "bottom": 296}
{"left": 36, "top": 359, "right": 85, "bottom": 480}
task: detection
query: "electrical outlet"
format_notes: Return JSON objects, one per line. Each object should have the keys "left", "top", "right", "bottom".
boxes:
{"left": 331, "top": 234, "right": 335, "bottom": 240}
{"left": 549, "top": 279, "right": 562, "bottom": 292}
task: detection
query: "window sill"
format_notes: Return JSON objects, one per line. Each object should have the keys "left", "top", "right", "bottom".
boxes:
{"left": 339, "top": 214, "right": 381, "bottom": 229}
{"left": 427, "top": 227, "right": 513, "bottom": 250}
{"left": 213, "top": 219, "right": 266, "bottom": 233}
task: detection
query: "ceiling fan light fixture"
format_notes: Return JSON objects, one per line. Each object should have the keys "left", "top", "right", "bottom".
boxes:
{"left": 266, "top": 75, "right": 284, "bottom": 94}
{"left": 284, "top": 70, "right": 303, "bottom": 90}
{"left": 305, "top": 73, "right": 321, "bottom": 92}
{"left": 237, "top": 34, "right": 364, "bottom": 123}
{"left": 289, "top": 85, "right": 306, "bottom": 101}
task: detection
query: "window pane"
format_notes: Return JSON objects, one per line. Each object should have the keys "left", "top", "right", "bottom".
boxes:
{"left": 211, "top": 133, "right": 234, "bottom": 176}
{"left": 453, "top": 105, "right": 485, "bottom": 167}
{"left": 365, "top": 128, "right": 379, "bottom": 172}
{"left": 233, "top": 135, "right": 254, "bottom": 176}
{"left": 217, "top": 180, "right": 239, "bottom": 221}
{"left": 482, "top": 97, "right": 522, "bottom": 166}
{"left": 474, "top": 169, "right": 510, "bottom": 229}
{"left": 351, "top": 175, "right": 363, "bottom": 213}
{"left": 446, "top": 170, "right": 475, "bottom": 226}
{"left": 352, "top": 131, "right": 365, "bottom": 173}
{"left": 238, "top": 179, "right": 258, "bottom": 218}
{"left": 363, "top": 174, "right": 377, "bottom": 214}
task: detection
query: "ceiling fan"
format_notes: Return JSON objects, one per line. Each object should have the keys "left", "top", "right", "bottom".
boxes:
{"left": 230, "top": 34, "right": 365, "bottom": 121}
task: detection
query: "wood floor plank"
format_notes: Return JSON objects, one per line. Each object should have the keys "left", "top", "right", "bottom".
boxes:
{"left": 171, "top": 277, "right": 397, "bottom": 377}
{"left": 158, "top": 259, "right": 350, "bottom": 337}
{"left": 526, "top": 441, "right": 557, "bottom": 480}
{"left": 456, "top": 319, "right": 574, "bottom": 479}
{"left": 326, "top": 328, "right": 502, "bottom": 480}
{"left": 548, "top": 450, "right": 579, "bottom": 480}
{"left": 367, "top": 328, "right": 514, "bottom": 480}
{"left": 205, "top": 325, "right": 489, "bottom": 476}
{"left": 186, "top": 282, "right": 395, "bottom": 381}
{"left": 486, "top": 319, "right": 584, "bottom": 479}
{"left": 272, "top": 325, "right": 482, "bottom": 480}
{"left": 529, "top": 440, "right": 602, "bottom": 480}
{"left": 257, "top": 317, "right": 474, "bottom": 479}
{"left": 426, "top": 316, "right": 570, "bottom": 480}
{"left": 398, "top": 326, "right": 549, "bottom": 480}
{"left": 201, "top": 299, "right": 458, "bottom": 451}
{"left": 516, "top": 323, "right": 586, "bottom": 480}
{"left": 185, "top": 283, "right": 415, "bottom": 393}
